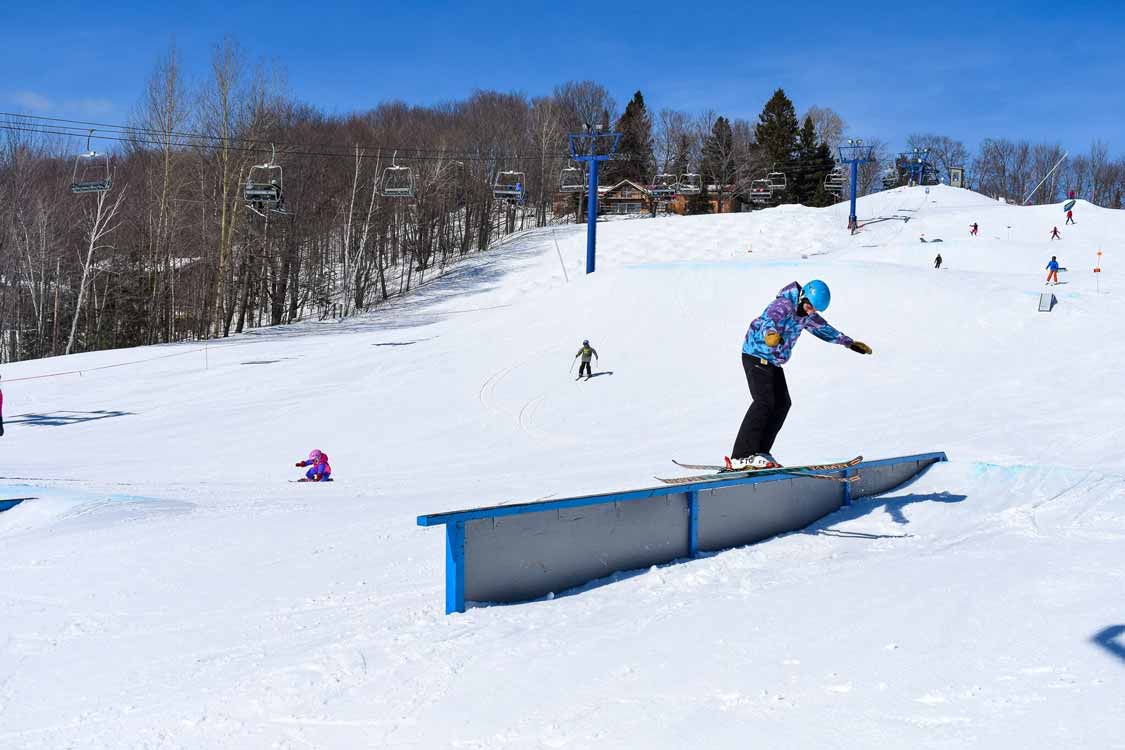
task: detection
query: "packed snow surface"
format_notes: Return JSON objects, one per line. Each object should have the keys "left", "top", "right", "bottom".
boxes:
{"left": 2, "top": 185, "right": 1123, "bottom": 748}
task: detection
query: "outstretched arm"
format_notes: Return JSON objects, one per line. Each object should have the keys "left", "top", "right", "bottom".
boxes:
{"left": 806, "top": 314, "right": 872, "bottom": 354}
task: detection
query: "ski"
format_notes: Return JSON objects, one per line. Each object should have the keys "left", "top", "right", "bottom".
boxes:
{"left": 657, "top": 455, "right": 863, "bottom": 486}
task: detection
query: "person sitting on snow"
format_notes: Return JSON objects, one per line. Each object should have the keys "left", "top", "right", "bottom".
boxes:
{"left": 295, "top": 449, "right": 332, "bottom": 482}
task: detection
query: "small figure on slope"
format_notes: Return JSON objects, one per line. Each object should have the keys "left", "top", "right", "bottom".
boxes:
{"left": 934, "top": 253, "right": 943, "bottom": 269}
{"left": 574, "top": 339, "right": 598, "bottom": 380}
{"left": 969, "top": 222, "right": 979, "bottom": 236}
{"left": 295, "top": 449, "right": 332, "bottom": 482}
{"left": 727, "top": 280, "right": 871, "bottom": 471}
{"left": 1050, "top": 226, "right": 1062, "bottom": 240}
{"left": 1065, "top": 209, "right": 1075, "bottom": 225}
{"left": 1046, "top": 256, "right": 1060, "bottom": 285}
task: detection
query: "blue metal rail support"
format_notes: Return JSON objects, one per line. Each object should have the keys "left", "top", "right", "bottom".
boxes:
{"left": 687, "top": 490, "right": 700, "bottom": 557}
{"left": 445, "top": 521, "right": 466, "bottom": 614}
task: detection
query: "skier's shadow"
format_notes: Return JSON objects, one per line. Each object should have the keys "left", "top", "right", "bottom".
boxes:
{"left": 811, "top": 490, "right": 967, "bottom": 529}
{"left": 586, "top": 371, "right": 614, "bottom": 380}
{"left": 6, "top": 410, "right": 133, "bottom": 427}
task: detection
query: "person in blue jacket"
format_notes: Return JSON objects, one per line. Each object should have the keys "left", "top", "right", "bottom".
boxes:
{"left": 1046, "top": 256, "right": 1060, "bottom": 284}
{"left": 727, "top": 280, "right": 871, "bottom": 471}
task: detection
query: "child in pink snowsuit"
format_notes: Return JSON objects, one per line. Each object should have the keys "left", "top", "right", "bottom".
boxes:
{"left": 295, "top": 449, "right": 331, "bottom": 482}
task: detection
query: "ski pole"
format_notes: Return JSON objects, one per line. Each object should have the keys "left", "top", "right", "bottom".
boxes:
{"left": 569, "top": 358, "right": 577, "bottom": 375}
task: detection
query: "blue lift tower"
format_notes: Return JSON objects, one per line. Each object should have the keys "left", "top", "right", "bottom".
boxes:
{"left": 568, "top": 125, "right": 621, "bottom": 274}
{"left": 838, "top": 139, "right": 875, "bottom": 232}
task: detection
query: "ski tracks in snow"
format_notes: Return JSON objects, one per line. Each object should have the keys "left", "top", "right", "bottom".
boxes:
{"left": 477, "top": 348, "right": 576, "bottom": 445}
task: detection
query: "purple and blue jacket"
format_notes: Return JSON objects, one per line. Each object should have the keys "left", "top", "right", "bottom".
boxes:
{"left": 742, "top": 282, "right": 854, "bottom": 366}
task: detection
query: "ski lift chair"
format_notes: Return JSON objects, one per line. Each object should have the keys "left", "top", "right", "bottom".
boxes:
{"left": 70, "top": 131, "right": 112, "bottom": 194}
{"left": 882, "top": 166, "right": 899, "bottom": 190}
{"left": 824, "top": 167, "right": 844, "bottom": 189}
{"left": 380, "top": 151, "right": 415, "bottom": 198}
{"left": 242, "top": 164, "right": 285, "bottom": 217}
{"left": 559, "top": 166, "right": 584, "bottom": 193}
{"left": 678, "top": 172, "right": 701, "bottom": 195}
{"left": 767, "top": 170, "right": 787, "bottom": 191}
{"left": 750, "top": 179, "right": 772, "bottom": 204}
{"left": 493, "top": 171, "right": 526, "bottom": 201}
{"left": 381, "top": 165, "right": 415, "bottom": 198}
{"left": 650, "top": 173, "right": 677, "bottom": 197}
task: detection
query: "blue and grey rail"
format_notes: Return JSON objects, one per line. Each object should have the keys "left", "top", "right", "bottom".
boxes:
{"left": 417, "top": 452, "right": 947, "bottom": 614}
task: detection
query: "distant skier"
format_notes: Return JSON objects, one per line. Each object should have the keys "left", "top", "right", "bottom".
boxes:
{"left": 574, "top": 340, "right": 598, "bottom": 380}
{"left": 1050, "top": 227, "right": 1062, "bottom": 240}
{"left": 1065, "top": 209, "right": 1075, "bottom": 225}
{"left": 727, "top": 280, "right": 871, "bottom": 471}
{"left": 1046, "top": 256, "right": 1060, "bottom": 285}
{"left": 295, "top": 449, "right": 332, "bottom": 482}
{"left": 969, "top": 222, "right": 979, "bottom": 236}
{"left": 934, "top": 253, "right": 943, "bottom": 269}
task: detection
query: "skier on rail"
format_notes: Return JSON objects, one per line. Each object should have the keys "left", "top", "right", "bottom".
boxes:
{"left": 726, "top": 281, "right": 871, "bottom": 471}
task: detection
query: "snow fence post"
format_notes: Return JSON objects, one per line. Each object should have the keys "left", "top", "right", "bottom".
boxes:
{"left": 445, "top": 521, "right": 466, "bottom": 614}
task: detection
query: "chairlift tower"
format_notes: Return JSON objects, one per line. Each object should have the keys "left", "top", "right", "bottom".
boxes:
{"left": 899, "top": 147, "right": 932, "bottom": 186}
{"left": 568, "top": 125, "right": 621, "bottom": 274}
{"left": 838, "top": 139, "right": 875, "bottom": 232}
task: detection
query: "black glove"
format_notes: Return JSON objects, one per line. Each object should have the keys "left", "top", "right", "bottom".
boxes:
{"left": 849, "top": 341, "right": 872, "bottom": 355}
{"left": 295, "top": 462, "right": 304, "bottom": 467}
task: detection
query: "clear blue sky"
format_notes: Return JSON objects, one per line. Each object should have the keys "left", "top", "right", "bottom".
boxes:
{"left": 3, "top": 0, "right": 1123, "bottom": 156}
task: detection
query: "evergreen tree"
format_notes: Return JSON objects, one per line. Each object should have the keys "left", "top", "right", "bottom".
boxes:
{"left": 702, "top": 116, "right": 737, "bottom": 212}
{"left": 606, "top": 91, "right": 655, "bottom": 185}
{"left": 793, "top": 116, "right": 835, "bottom": 206}
{"left": 755, "top": 89, "right": 800, "bottom": 202}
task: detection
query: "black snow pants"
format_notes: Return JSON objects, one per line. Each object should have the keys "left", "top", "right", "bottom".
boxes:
{"left": 578, "top": 360, "right": 593, "bottom": 378}
{"left": 731, "top": 354, "right": 791, "bottom": 460}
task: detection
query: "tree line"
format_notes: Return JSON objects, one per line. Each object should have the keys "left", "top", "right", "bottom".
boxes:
{"left": 3, "top": 39, "right": 1123, "bottom": 363}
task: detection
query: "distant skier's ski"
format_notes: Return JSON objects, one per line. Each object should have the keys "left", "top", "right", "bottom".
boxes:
{"left": 658, "top": 456, "right": 862, "bottom": 485}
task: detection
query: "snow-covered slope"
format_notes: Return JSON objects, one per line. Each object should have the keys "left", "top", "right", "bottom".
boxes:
{"left": 2, "top": 185, "right": 1122, "bottom": 749}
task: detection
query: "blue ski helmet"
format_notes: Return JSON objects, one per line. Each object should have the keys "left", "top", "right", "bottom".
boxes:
{"left": 803, "top": 280, "right": 830, "bottom": 311}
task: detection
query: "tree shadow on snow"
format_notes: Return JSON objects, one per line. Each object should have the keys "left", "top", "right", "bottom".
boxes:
{"left": 222, "top": 227, "right": 567, "bottom": 342}
{"left": 7, "top": 410, "right": 134, "bottom": 427}
{"left": 1091, "top": 625, "right": 1125, "bottom": 664}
